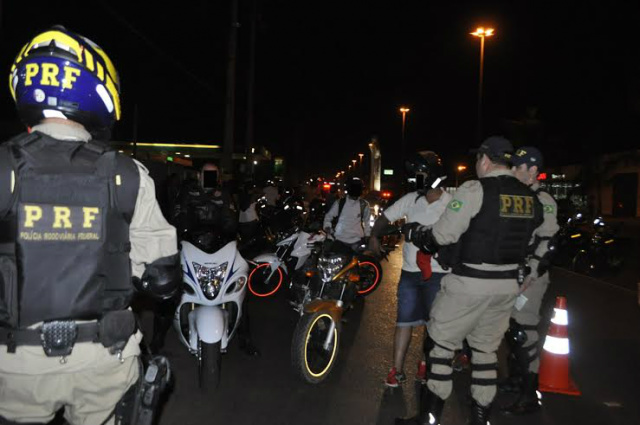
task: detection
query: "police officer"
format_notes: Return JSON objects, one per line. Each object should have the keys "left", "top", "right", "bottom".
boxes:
{"left": 500, "top": 146, "right": 559, "bottom": 415}
{"left": 0, "top": 26, "right": 180, "bottom": 424}
{"left": 397, "top": 136, "right": 547, "bottom": 425}
{"left": 368, "top": 151, "right": 451, "bottom": 387}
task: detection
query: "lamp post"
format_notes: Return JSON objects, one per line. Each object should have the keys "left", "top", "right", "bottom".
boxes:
{"left": 399, "top": 107, "right": 410, "bottom": 165}
{"left": 470, "top": 27, "right": 494, "bottom": 142}
{"left": 456, "top": 164, "right": 468, "bottom": 187}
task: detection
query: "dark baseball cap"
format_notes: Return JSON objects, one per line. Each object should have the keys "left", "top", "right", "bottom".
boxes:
{"left": 470, "top": 136, "right": 514, "bottom": 162}
{"left": 512, "top": 146, "right": 544, "bottom": 169}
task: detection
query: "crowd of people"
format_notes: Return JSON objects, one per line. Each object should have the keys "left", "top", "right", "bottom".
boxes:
{"left": 0, "top": 26, "right": 560, "bottom": 425}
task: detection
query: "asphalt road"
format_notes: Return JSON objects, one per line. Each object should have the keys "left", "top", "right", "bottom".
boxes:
{"left": 139, "top": 244, "right": 640, "bottom": 425}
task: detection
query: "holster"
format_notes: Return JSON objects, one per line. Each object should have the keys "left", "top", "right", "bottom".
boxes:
{"left": 113, "top": 356, "right": 171, "bottom": 425}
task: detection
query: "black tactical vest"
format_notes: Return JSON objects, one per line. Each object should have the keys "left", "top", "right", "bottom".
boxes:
{"left": 459, "top": 175, "right": 543, "bottom": 265}
{"left": 0, "top": 132, "right": 139, "bottom": 328}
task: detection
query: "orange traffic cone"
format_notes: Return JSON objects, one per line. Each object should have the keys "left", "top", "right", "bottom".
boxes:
{"left": 538, "top": 296, "right": 581, "bottom": 396}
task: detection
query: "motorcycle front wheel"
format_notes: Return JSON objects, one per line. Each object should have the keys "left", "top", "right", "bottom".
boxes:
{"left": 248, "top": 262, "right": 285, "bottom": 297}
{"left": 198, "top": 339, "right": 221, "bottom": 393}
{"left": 291, "top": 311, "right": 340, "bottom": 384}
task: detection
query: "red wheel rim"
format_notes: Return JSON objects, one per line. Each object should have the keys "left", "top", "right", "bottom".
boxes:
{"left": 248, "top": 263, "right": 283, "bottom": 297}
{"left": 357, "top": 261, "right": 380, "bottom": 295}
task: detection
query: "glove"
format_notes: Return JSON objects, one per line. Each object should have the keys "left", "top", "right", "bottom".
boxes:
{"left": 402, "top": 222, "right": 438, "bottom": 254}
{"left": 402, "top": 222, "right": 423, "bottom": 243}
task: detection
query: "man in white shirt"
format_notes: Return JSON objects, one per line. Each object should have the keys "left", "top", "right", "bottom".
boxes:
{"left": 369, "top": 152, "right": 451, "bottom": 387}
{"left": 323, "top": 177, "right": 371, "bottom": 248}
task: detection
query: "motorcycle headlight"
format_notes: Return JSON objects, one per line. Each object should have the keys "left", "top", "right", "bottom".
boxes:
{"left": 193, "top": 261, "right": 228, "bottom": 300}
{"left": 318, "top": 255, "right": 346, "bottom": 282}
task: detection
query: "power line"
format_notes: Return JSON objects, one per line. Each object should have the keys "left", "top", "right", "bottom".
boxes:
{"left": 98, "top": 1, "right": 214, "bottom": 94}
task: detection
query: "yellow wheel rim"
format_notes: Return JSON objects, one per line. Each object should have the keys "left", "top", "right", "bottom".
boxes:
{"left": 304, "top": 313, "right": 338, "bottom": 378}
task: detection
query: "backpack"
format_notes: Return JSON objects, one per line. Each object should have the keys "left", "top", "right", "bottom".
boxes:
{"left": 332, "top": 197, "right": 368, "bottom": 230}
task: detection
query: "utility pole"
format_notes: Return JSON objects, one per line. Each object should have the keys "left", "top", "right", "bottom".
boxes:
{"left": 244, "top": 0, "right": 258, "bottom": 154}
{"left": 222, "top": 0, "right": 240, "bottom": 177}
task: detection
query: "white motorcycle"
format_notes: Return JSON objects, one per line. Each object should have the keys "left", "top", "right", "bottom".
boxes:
{"left": 173, "top": 232, "right": 249, "bottom": 392}
{"left": 247, "top": 226, "right": 326, "bottom": 298}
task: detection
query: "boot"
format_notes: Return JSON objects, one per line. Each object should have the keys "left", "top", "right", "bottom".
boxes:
{"left": 395, "top": 384, "right": 445, "bottom": 425}
{"left": 469, "top": 399, "right": 491, "bottom": 425}
{"left": 498, "top": 343, "right": 527, "bottom": 393}
{"left": 500, "top": 373, "right": 541, "bottom": 415}
{"left": 498, "top": 373, "right": 522, "bottom": 394}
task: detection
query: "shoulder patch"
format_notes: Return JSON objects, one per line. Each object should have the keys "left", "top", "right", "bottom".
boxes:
{"left": 543, "top": 204, "right": 555, "bottom": 214}
{"left": 447, "top": 199, "right": 463, "bottom": 212}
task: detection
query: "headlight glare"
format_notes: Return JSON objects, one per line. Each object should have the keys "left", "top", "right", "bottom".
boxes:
{"left": 192, "top": 261, "right": 228, "bottom": 300}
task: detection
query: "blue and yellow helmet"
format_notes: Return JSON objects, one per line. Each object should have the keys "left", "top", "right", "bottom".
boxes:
{"left": 9, "top": 26, "right": 121, "bottom": 137}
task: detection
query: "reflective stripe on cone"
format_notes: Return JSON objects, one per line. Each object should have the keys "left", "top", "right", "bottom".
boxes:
{"left": 539, "top": 296, "right": 581, "bottom": 396}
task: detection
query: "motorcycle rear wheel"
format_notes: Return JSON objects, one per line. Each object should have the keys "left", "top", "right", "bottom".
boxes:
{"left": 291, "top": 311, "right": 340, "bottom": 384}
{"left": 357, "top": 257, "right": 382, "bottom": 296}
{"left": 248, "top": 262, "right": 285, "bottom": 297}
{"left": 198, "top": 339, "right": 221, "bottom": 393}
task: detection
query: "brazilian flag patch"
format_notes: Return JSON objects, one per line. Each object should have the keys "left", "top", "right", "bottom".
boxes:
{"left": 543, "top": 204, "right": 555, "bottom": 214}
{"left": 448, "top": 199, "right": 464, "bottom": 212}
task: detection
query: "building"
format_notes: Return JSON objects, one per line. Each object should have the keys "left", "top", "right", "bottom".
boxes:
{"left": 542, "top": 150, "right": 640, "bottom": 218}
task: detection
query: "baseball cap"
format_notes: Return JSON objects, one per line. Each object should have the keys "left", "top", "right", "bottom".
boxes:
{"left": 512, "top": 146, "right": 544, "bottom": 169}
{"left": 470, "top": 136, "right": 514, "bottom": 162}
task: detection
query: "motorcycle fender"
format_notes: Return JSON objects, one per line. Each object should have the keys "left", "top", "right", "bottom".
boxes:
{"left": 252, "top": 254, "right": 288, "bottom": 274}
{"left": 194, "top": 306, "right": 225, "bottom": 344}
{"left": 303, "top": 299, "right": 344, "bottom": 324}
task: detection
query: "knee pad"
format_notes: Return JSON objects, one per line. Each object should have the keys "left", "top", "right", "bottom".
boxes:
{"left": 505, "top": 318, "right": 528, "bottom": 351}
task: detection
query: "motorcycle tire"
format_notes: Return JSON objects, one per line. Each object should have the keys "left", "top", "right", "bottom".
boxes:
{"left": 291, "top": 311, "right": 340, "bottom": 384}
{"left": 198, "top": 339, "right": 221, "bottom": 393}
{"left": 248, "top": 262, "right": 285, "bottom": 297}
{"left": 357, "top": 257, "right": 382, "bottom": 296}
{"left": 572, "top": 250, "right": 591, "bottom": 275}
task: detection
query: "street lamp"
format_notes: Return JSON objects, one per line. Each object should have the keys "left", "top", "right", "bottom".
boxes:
{"left": 399, "top": 107, "right": 410, "bottom": 163}
{"left": 470, "top": 27, "right": 494, "bottom": 142}
{"left": 358, "top": 153, "right": 364, "bottom": 165}
{"left": 456, "top": 164, "right": 468, "bottom": 187}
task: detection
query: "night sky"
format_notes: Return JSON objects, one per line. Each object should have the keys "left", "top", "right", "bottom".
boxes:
{"left": 2, "top": 1, "right": 639, "bottom": 179}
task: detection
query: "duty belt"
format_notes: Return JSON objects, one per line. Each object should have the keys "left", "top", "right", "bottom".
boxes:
{"left": 0, "top": 310, "right": 136, "bottom": 357}
{"left": 0, "top": 321, "right": 99, "bottom": 356}
{"left": 452, "top": 264, "right": 519, "bottom": 280}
